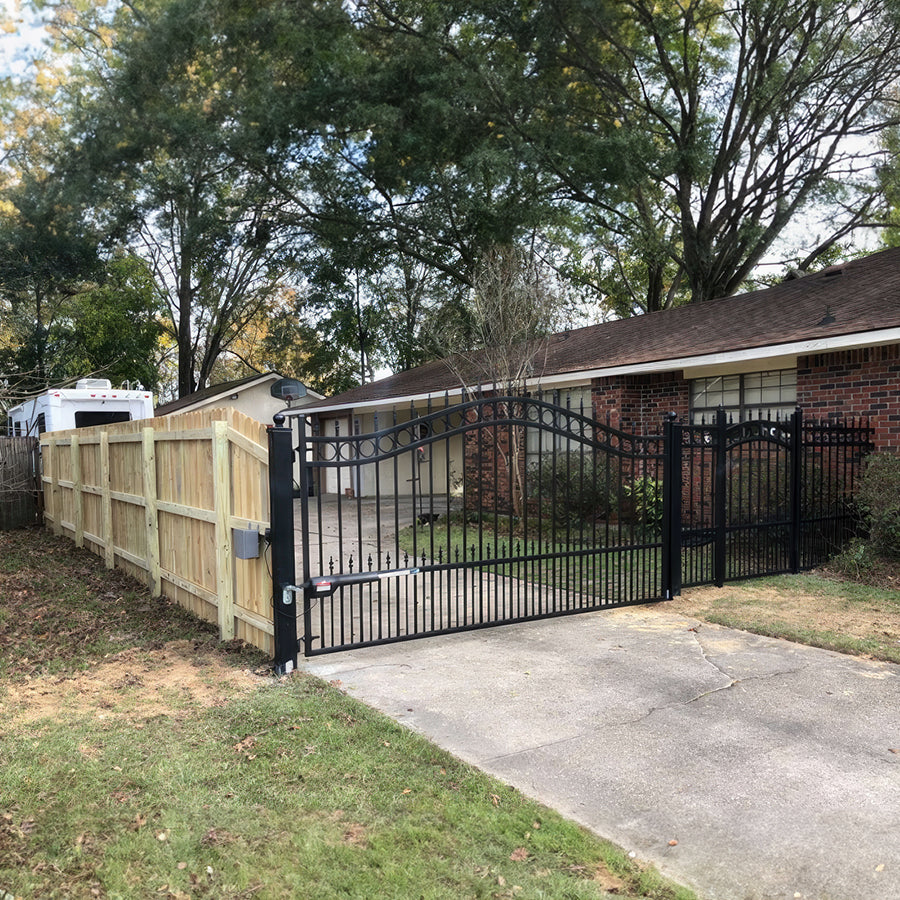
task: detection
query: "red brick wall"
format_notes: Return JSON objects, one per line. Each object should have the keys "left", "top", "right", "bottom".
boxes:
{"left": 797, "top": 344, "right": 900, "bottom": 451}
{"left": 591, "top": 373, "right": 689, "bottom": 433}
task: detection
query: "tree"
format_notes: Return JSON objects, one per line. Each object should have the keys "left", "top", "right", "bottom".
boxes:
{"left": 30, "top": 0, "right": 313, "bottom": 398}
{"left": 49, "top": 255, "right": 165, "bottom": 391}
{"left": 438, "top": 244, "right": 571, "bottom": 516}
{"left": 0, "top": 174, "right": 101, "bottom": 391}
{"left": 514, "top": 0, "right": 900, "bottom": 307}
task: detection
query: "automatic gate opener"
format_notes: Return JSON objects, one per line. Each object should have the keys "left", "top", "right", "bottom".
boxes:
{"left": 297, "top": 567, "right": 422, "bottom": 599}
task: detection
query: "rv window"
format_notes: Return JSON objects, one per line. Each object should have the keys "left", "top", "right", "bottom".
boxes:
{"left": 14, "top": 422, "right": 22, "bottom": 435}
{"left": 74, "top": 411, "right": 131, "bottom": 428}
{"left": 36, "top": 413, "right": 46, "bottom": 434}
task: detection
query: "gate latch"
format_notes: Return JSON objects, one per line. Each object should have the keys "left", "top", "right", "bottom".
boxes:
{"left": 280, "top": 583, "right": 303, "bottom": 605}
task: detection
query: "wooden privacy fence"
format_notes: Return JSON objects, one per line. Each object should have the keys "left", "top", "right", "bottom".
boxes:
{"left": 41, "top": 408, "right": 274, "bottom": 655}
{"left": 0, "top": 436, "right": 41, "bottom": 529}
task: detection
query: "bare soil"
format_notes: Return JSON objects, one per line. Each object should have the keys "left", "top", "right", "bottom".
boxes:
{"left": 3, "top": 639, "right": 269, "bottom": 727}
{"left": 0, "top": 527, "right": 271, "bottom": 729}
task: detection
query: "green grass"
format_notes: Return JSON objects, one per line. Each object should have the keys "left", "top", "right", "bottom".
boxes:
{"left": 681, "top": 573, "right": 900, "bottom": 664}
{"left": 398, "top": 519, "right": 662, "bottom": 595}
{"left": 1, "top": 678, "right": 695, "bottom": 900}
{"left": 1, "top": 526, "right": 696, "bottom": 900}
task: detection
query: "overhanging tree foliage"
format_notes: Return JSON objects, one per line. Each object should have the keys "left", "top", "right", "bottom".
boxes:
{"left": 508, "top": 0, "right": 900, "bottom": 307}
{"left": 7, "top": 0, "right": 900, "bottom": 399}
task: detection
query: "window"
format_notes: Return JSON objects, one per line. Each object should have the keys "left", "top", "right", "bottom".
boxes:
{"left": 74, "top": 410, "right": 132, "bottom": 428}
{"left": 525, "top": 387, "right": 593, "bottom": 465}
{"left": 690, "top": 369, "right": 797, "bottom": 423}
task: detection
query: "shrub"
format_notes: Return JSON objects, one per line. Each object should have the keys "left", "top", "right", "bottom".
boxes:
{"left": 855, "top": 452, "right": 900, "bottom": 560}
{"left": 625, "top": 476, "right": 664, "bottom": 537}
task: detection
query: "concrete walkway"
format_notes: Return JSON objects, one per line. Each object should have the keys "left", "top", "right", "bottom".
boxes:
{"left": 301, "top": 604, "right": 900, "bottom": 900}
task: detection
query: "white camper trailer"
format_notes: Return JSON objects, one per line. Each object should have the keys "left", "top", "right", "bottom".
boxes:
{"left": 6, "top": 379, "right": 154, "bottom": 436}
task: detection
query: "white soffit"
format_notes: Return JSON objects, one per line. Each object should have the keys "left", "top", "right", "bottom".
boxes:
{"left": 534, "top": 327, "right": 900, "bottom": 389}
{"left": 300, "top": 327, "right": 900, "bottom": 415}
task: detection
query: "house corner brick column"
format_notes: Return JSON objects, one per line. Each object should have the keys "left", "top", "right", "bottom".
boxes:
{"left": 797, "top": 344, "right": 900, "bottom": 452}
{"left": 591, "top": 373, "right": 690, "bottom": 433}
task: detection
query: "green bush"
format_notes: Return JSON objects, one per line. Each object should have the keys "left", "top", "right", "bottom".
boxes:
{"left": 529, "top": 451, "right": 617, "bottom": 527}
{"left": 625, "top": 476, "right": 664, "bottom": 536}
{"left": 855, "top": 452, "right": 900, "bottom": 560}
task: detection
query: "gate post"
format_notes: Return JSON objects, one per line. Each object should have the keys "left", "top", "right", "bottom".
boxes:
{"left": 713, "top": 408, "right": 728, "bottom": 587}
{"left": 268, "top": 413, "right": 298, "bottom": 674}
{"left": 662, "top": 412, "right": 683, "bottom": 598}
{"left": 789, "top": 407, "right": 803, "bottom": 573}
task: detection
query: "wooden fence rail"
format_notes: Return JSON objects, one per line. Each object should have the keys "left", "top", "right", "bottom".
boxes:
{"left": 41, "top": 408, "right": 274, "bottom": 655}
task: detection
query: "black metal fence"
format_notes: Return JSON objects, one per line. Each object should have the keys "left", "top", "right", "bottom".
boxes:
{"left": 267, "top": 400, "right": 872, "bottom": 669}
{"left": 669, "top": 409, "right": 873, "bottom": 591}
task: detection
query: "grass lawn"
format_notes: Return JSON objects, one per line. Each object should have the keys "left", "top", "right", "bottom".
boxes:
{"left": 397, "top": 519, "right": 662, "bottom": 599}
{"left": 673, "top": 571, "right": 900, "bottom": 664}
{"left": 0, "top": 527, "right": 695, "bottom": 900}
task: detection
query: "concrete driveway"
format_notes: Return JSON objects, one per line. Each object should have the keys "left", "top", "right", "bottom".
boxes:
{"left": 301, "top": 604, "right": 900, "bottom": 900}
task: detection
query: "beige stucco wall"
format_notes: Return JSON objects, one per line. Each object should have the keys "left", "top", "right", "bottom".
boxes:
{"left": 313, "top": 407, "right": 464, "bottom": 498}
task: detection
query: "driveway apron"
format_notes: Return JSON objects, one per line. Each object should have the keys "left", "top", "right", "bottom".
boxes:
{"left": 301, "top": 605, "right": 900, "bottom": 900}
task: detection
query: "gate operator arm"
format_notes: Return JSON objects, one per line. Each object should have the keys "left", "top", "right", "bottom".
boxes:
{"left": 281, "top": 567, "right": 421, "bottom": 603}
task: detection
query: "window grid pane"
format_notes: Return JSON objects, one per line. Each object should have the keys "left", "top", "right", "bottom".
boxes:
{"left": 690, "top": 369, "right": 796, "bottom": 424}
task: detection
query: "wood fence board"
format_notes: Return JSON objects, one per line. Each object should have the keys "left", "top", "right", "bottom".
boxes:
{"left": 40, "top": 408, "right": 274, "bottom": 656}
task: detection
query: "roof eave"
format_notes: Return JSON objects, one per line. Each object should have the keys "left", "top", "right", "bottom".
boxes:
{"left": 295, "top": 326, "right": 900, "bottom": 416}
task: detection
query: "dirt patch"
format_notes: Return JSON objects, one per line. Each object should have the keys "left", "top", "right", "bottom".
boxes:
{"left": 3, "top": 639, "right": 270, "bottom": 727}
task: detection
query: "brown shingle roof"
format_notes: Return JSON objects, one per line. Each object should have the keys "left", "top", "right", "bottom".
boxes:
{"left": 155, "top": 372, "right": 282, "bottom": 416}
{"left": 304, "top": 247, "right": 900, "bottom": 411}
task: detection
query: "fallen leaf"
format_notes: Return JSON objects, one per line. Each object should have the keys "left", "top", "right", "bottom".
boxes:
{"left": 510, "top": 847, "right": 529, "bottom": 862}
{"left": 889, "top": 749, "right": 899, "bottom": 754}
{"left": 156, "top": 831, "right": 168, "bottom": 841}
{"left": 876, "top": 863, "right": 885, "bottom": 872}
{"left": 402, "top": 788, "right": 412, "bottom": 794}
{"left": 668, "top": 839, "right": 678, "bottom": 846}
{"left": 490, "top": 794, "right": 500, "bottom": 806}
{"left": 177, "top": 862, "right": 188, "bottom": 870}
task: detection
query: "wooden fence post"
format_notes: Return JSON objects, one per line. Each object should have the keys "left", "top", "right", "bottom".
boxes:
{"left": 142, "top": 427, "right": 161, "bottom": 596}
{"left": 71, "top": 435, "right": 83, "bottom": 548}
{"left": 48, "top": 438, "right": 61, "bottom": 535}
{"left": 101, "top": 431, "right": 114, "bottom": 569}
{"left": 213, "top": 420, "right": 235, "bottom": 640}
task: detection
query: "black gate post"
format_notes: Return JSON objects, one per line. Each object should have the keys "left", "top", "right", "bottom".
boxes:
{"left": 789, "top": 407, "right": 803, "bottom": 573}
{"left": 268, "top": 413, "right": 298, "bottom": 674}
{"left": 662, "top": 412, "right": 683, "bottom": 599}
{"left": 713, "top": 408, "right": 728, "bottom": 587}
{"left": 296, "top": 415, "right": 314, "bottom": 658}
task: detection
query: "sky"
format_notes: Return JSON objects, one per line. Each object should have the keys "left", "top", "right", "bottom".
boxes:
{"left": 1, "top": 0, "right": 47, "bottom": 79}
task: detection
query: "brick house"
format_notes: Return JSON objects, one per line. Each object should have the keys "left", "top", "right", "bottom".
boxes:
{"left": 297, "top": 247, "right": 900, "bottom": 495}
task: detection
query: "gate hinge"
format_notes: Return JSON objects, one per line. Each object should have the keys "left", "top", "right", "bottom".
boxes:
{"left": 280, "top": 583, "right": 303, "bottom": 605}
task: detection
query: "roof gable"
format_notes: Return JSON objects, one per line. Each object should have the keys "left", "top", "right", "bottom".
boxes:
{"left": 155, "top": 372, "right": 284, "bottom": 416}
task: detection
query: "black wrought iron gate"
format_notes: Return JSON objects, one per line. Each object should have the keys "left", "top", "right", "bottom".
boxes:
{"left": 670, "top": 409, "right": 873, "bottom": 591}
{"left": 266, "top": 400, "right": 871, "bottom": 672}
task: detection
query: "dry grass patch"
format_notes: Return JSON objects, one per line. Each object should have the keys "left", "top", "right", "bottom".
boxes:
{"left": 669, "top": 572, "right": 900, "bottom": 663}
